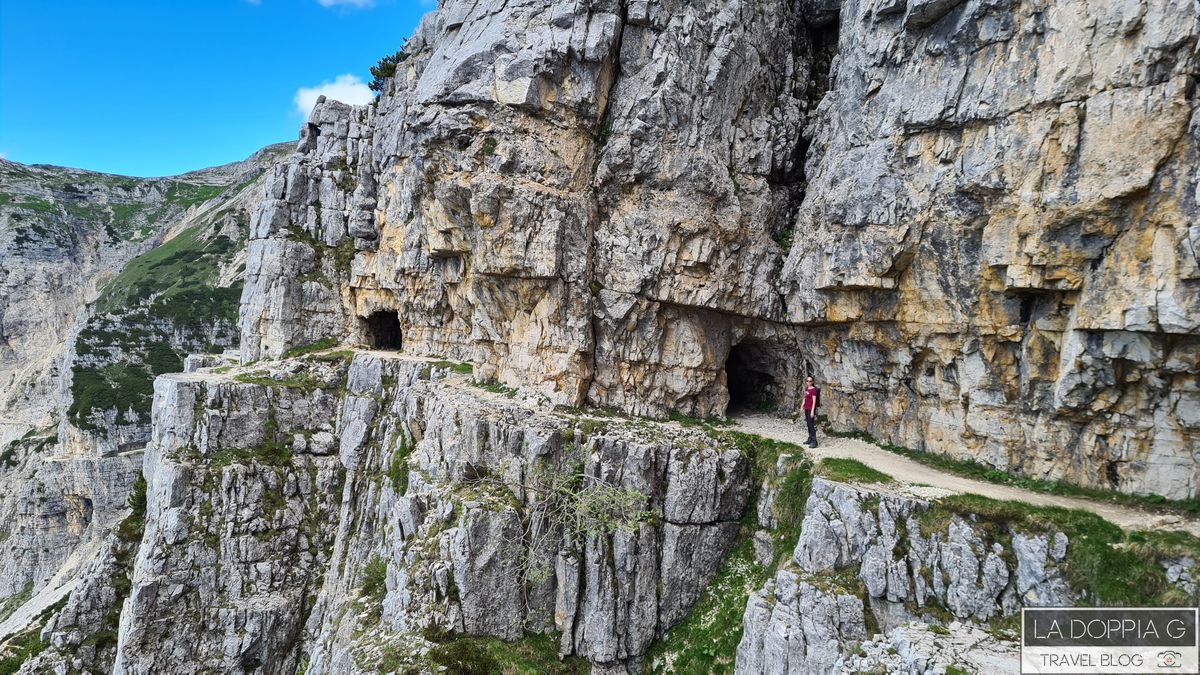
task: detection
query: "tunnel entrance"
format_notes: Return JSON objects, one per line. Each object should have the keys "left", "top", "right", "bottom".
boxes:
{"left": 362, "top": 311, "right": 402, "bottom": 350}
{"left": 725, "top": 342, "right": 778, "bottom": 413}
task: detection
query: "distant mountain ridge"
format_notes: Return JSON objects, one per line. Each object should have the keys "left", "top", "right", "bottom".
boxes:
{"left": 0, "top": 141, "right": 290, "bottom": 636}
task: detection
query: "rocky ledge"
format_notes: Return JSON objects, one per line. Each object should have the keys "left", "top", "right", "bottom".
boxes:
{"left": 89, "top": 353, "right": 751, "bottom": 673}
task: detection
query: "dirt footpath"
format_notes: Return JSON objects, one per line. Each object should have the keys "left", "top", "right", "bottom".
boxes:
{"left": 734, "top": 413, "right": 1200, "bottom": 537}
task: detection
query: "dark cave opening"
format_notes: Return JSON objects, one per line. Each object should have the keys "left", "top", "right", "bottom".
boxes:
{"left": 725, "top": 342, "right": 778, "bottom": 414}
{"left": 1106, "top": 460, "right": 1121, "bottom": 489}
{"left": 805, "top": 16, "right": 840, "bottom": 113}
{"left": 362, "top": 310, "right": 402, "bottom": 350}
{"left": 1019, "top": 295, "right": 1035, "bottom": 325}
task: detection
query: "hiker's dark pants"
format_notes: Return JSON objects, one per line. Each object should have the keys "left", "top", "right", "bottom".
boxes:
{"left": 804, "top": 409, "right": 817, "bottom": 445}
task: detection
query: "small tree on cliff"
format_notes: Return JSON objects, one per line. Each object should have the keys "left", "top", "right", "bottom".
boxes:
{"left": 369, "top": 49, "right": 408, "bottom": 93}
{"left": 462, "top": 441, "right": 654, "bottom": 592}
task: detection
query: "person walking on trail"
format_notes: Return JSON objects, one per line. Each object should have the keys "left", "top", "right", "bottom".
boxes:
{"left": 803, "top": 377, "right": 821, "bottom": 448}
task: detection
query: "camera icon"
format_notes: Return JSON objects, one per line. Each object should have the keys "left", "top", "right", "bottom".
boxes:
{"left": 1157, "top": 650, "right": 1183, "bottom": 668}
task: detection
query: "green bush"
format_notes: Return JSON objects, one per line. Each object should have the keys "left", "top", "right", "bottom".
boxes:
{"left": 68, "top": 363, "right": 157, "bottom": 430}
{"left": 427, "top": 640, "right": 499, "bottom": 675}
{"left": 369, "top": 50, "right": 409, "bottom": 92}
{"left": 144, "top": 342, "right": 183, "bottom": 376}
{"left": 117, "top": 475, "right": 148, "bottom": 543}
{"left": 431, "top": 360, "right": 474, "bottom": 375}
{"left": 473, "top": 380, "right": 517, "bottom": 397}
{"left": 386, "top": 432, "right": 413, "bottom": 493}
{"left": 358, "top": 555, "right": 389, "bottom": 623}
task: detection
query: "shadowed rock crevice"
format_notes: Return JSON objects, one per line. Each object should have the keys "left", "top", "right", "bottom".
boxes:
{"left": 790, "top": 3, "right": 841, "bottom": 184}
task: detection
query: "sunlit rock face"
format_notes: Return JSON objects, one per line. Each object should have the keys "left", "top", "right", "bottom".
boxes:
{"left": 238, "top": 0, "right": 812, "bottom": 419}
{"left": 240, "top": 0, "right": 1199, "bottom": 502}
{"left": 99, "top": 355, "right": 750, "bottom": 673}
{"left": 779, "top": 0, "right": 1200, "bottom": 498}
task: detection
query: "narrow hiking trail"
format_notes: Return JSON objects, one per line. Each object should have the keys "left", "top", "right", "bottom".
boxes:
{"left": 733, "top": 413, "right": 1200, "bottom": 537}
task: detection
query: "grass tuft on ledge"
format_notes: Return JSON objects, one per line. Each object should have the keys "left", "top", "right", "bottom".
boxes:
{"left": 815, "top": 457, "right": 894, "bottom": 485}
{"left": 282, "top": 337, "right": 338, "bottom": 359}
{"left": 420, "top": 633, "right": 586, "bottom": 674}
{"left": 430, "top": 360, "right": 474, "bottom": 375}
{"left": 233, "top": 370, "right": 325, "bottom": 391}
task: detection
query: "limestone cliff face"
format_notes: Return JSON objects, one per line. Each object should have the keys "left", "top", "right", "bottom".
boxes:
{"left": 780, "top": 0, "right": 1200, "bottom": 500}
{"left": 239, "top": 0, "right": 1199, "bottom": 499}
{"left": 46, "top": 353, "right": 1135, "bottom": 674}
{"left": 96, "top": 354, "right": 747, "bottom": 673}
{"left": 239, "top": 0, "right": 810, "bottom": 417}
{"left": 4, "top": 0, "right": 1199, "bottom": 672}
{"left": 0, "top": 160, "right": 189, "bottom": 451}
{"left": 0, "top": 146, "right": 287, "bottom": 453}
{"left": 736, "top": 479, "right": 1067, "bottom": 674}
{"left": 33, "top": 351, "right": 1190, "bottom": 673}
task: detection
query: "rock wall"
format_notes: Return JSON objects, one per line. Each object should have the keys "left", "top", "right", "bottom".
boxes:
{"left": 238, "top": 0, "right": 814, "bottom": 418}
{"left": 59, "top": 144, "right": 287, "bottom": 458}
{"left": 735, "top": 478, "right": 1072, "bottom": 673}
{"left": 112, "top": 365, "right": 346, "bottom": 674}
{"left": 0, "top": 454, "right": 139, "bottom": 601}
{"left": 4, "top": 0, "right": 1198, "bottom": 670}
{"left": 238, "top": 0, "right": 1200, "bottom": 498}
{"left": 17, "top": 530, "right": 140, "bottom": 674}
{"left": 0, "top": 149, "right": 279, "bottom": 450}
{"left": 0, "top": 161, "right": 162, "bottom": 451}
{"left": 110, "top": 354, "right": 750, "bottom": 673}
{"left": 780, "top": 0, "right": 1200, "bottom": 499}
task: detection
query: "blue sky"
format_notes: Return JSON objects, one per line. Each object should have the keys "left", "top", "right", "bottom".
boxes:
{"left": 0, "top": 0, "right": 429, "bottom": 177}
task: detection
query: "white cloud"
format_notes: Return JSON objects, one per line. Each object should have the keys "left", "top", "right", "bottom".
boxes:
{"left": 317, "top": 0, "right": 375, "bottom": 7}
{"left": 294, "top": 74, "right": 374, "bottom": 118}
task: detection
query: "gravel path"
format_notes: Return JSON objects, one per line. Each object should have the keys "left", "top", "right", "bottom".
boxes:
{"left": 734, "top": 413, "right": 1200, "bottom": 537}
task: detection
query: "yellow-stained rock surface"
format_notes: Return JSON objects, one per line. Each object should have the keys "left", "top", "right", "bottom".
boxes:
{"left": 238, "top": 0, "right": 1199, "bottom": 498}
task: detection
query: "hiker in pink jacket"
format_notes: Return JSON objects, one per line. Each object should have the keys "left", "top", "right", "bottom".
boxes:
{"left": 803, "top": 377, "right": 821, "bottom": 448}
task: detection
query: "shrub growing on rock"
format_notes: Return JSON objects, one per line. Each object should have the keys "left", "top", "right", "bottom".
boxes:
{"left": 369, "top": 50, "right": 408, "bottom": 93}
